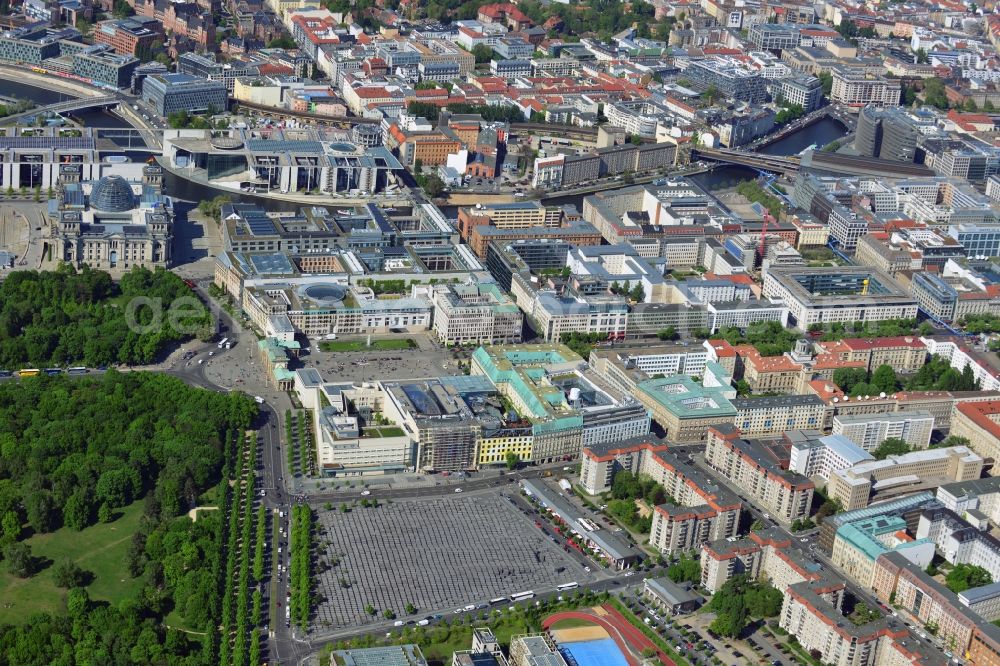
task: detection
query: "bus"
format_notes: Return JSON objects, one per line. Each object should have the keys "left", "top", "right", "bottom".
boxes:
{"left": 17, "top": 369, "right": 40, "bottom": 377}
{"left": 218, "top": 337, "right": 229, "bottom": 349}
{"left": 556, "top": 582, "right": 579, "bottom": 591}
{"left": 509, "top": 591, "right": 535, "bottom": 602}
{"left": 67, "top": 367, "right": 87, "bottom": 375}
{"left": 489, "top": 597, "right": 507, "bottom": 606}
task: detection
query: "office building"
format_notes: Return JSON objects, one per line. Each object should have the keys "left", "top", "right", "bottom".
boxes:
{"left": 472, "top": 345, "right": 650, "bottom": 462}
{"left": 788, "top": 432, "right": 874, "bottom": 480}
{"left": 815, "top": 336, "right": 927, "bottom": 374}
{"left": 635, "top": 376, "right": 737, "bottom": 443}
{"left": 587, "top": 344, "right": 710, "bottom": 395}
{"left": 832, "top": 411, "right": 934, "bottom": 452}
{"left": 748, "top": 23, "right": 801, "bottom": 51}
{"left": 831, "top": 513, "right": 935, "bottom": 588}
{"left": 70, "top": 45, "right": 139, "bottom": 89}
{"left": 164, "top": 129, "right": 402, "bottom": 196}
{"left": 732, "top": 395, "right": 826, "bottom": 437}
{"left": 430, "top": 282, "right": 523, "bottom": 346}
{"left": 826, "top": 446, "right": 984, "bottom": 512}
{"left": 142, "top": 73, "right": 228, "bottom": 115}
{"left": 854, "top": 106, "right": 920, "bottom": 163}
{"left": 704, "top": 425, "right": 815, "bottom": 522}
{"left": 951, "top": 400, "right": 1000, "bottom": 475}
{"left": 948, "top": 223, "right": 1000, "bottom": 259}
{"left": 94, "top": 17, "right": 163, "bottom": 56}
{"left": 762, "top": 266, "right": 918, "bottom": 327}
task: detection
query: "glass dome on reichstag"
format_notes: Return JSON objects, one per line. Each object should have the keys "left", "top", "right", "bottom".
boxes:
{"left": 89, "top": 175, "right": 136, "bottom": 213}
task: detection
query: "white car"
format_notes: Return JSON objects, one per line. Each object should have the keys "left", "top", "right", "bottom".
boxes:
{"left": 361, "top": 490, "right": 371, "bottom": 496}
{"left": 584, "top": 566, "right": 591, "bottom": 572}
{"left": 455, "top": 487, "right": 463, "bottom": 493}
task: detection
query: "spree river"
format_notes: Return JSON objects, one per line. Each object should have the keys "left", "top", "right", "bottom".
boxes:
{"left": 2, "top": 78, "right": 848, "bottom": 214}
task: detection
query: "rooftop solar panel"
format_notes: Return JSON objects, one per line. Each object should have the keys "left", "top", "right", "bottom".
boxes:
{"left": 0, "top": 136, "right": 95, "bottom": 150}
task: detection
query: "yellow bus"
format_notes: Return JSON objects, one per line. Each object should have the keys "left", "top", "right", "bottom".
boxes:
{"left": 17, "top": 369, "right": 40, "bottom": 377}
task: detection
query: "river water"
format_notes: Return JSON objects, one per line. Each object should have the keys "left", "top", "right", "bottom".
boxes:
{"left": 758, "top": 116, "right": 848, "bottom": 156}
{"left": 2, "top": 78, "right": 846, "bottom": 214}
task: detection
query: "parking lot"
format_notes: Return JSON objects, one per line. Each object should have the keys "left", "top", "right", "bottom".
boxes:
{"left": 312, "top": 492, "right": 591, "bottom": 629}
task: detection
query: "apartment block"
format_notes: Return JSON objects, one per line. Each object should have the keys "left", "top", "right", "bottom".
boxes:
{"left": 704, "top": 425, "right": 814, "bottom": 522}
{"left": 873, "top": 551, "right": 987, "bottom": 656}
{"left": 780, "top": 580, "right": 897, "bottom": 666}
{"left": 579, "top": 439, "right": 741, "bottom": 556}
{"left": 829, "top": 65, "right": 902, "bottom": 108}
{"left": 832, "top": 411, "right": 935, "bottom": 452}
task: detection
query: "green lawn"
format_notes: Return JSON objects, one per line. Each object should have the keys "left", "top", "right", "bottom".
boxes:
{"left": 319, "top": 339, "right": 418, "bottom": 353}
{"left": 0, "top": 501, "right": 144, "bottom": 624}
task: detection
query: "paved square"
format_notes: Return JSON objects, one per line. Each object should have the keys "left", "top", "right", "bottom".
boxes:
{"left": 313, "top": 492, "right": 589, "bottom": 629}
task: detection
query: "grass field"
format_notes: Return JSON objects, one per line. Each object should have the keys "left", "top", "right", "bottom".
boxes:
{"left": 319, "top": 339, "right": 417, "bottom": 353}
{"left": 0, "top": 501, "right": 144, "bottom": 624}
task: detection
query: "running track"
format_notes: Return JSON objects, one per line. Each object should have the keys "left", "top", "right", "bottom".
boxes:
{"left": 542, "top": 604, "right": 676, "bottom": 666}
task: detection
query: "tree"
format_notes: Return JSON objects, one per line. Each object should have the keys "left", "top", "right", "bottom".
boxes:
{"left": 923, "top": 78, "right": 950, "bottom": 109}
{"left": 946, "top": 563, "right": 993, "bottom": 593}
{"left": 0, "top": 511, "right": 20, "bottom": 544}
{"left": 916, "top": 47, "right": 929, "bottom": 64}
{"left": 267, "top": 36, "right": 296, "bottom": 49}
{"left": 384, "top": 609, "right": 396, "bottom": 619}
{"left": 735, "top": 379, "right": 752, "bottom": 397}
{"left": 405, "top": 602, "right": 417, "bottom": 614}
{"left": 751, "top": 519, "right": 765, "bottom": 531}
{"left": 421, "top": 173, "right": 445, "bottom": 197}
{"left": 703, "top": 84, "right": 720, "bottom": 105}
{"left": 472, "top": 44, "right": 494, "bottom": 63}
{"left": 963, "top": 98, "right": 978, "bottom": 112}
{"left": 832, "top": 367, "right": 868, "bottom": 393}
{"left": 818, "top": 71, "right": 833, "bottom": 96}
{"left": 870, "top": 364, "right": 898, "bottom": 394}
{"left": 53, "top": 560, "right": 89, "bottom": 588}
{"left": 873, "top": 437, "right": 911, "bottom": 460}
{"left": 629, "top": 283, "right": 645, "bottom": 302}
{"left": 505, "top": 451, "right": 520, "bottom": 470}
{"left": 656, "top": 327, "right": 678, "bottom": 341}
{"left": 4, "top": 542, "right": 35, "bottom": 578}
{"left": 629, "top": 134, "right": 643, "bottom": 145}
